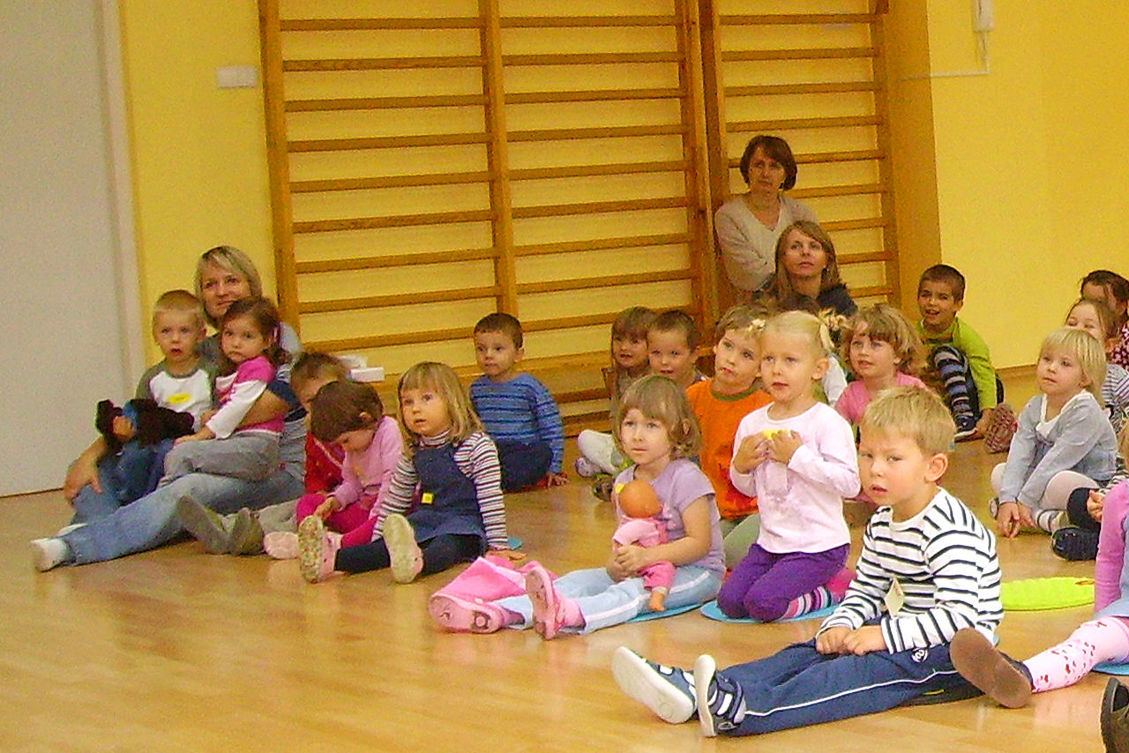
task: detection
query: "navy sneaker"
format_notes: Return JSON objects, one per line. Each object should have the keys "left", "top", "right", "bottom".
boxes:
{"left": 694, "top": 654, "right": 746, "bottom": 737}
{"left": 1051, "top": 526, "right": 1099, "bottom": 561}
{"left": 611, "top": 647, "right": 696, "bottom": 723}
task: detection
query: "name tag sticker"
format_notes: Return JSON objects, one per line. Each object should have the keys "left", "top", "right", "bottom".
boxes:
{"left": 885, "top": 578, "right": 905, "bottom": 616}
{"left": 421, "top": 492, "right": 434, "bottom": 505}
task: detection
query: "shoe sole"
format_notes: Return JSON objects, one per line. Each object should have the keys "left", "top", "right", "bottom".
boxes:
{"left": 428, "top": 594, "right": 503, "bottom": 634}
{"left": 949, "top": 629, "right": 1031, "bottom": 708}
{"left": 526, "top": 565, "right": 562, "bottom": 639}
{"left": 1101, "top": 677, "right": 1129, "bottom": 752}
{"left": 693, "top": 654, "right": 719, "bottom": 737}
{"left": 176, "top": 496, "right": 230, "bottom": 554}
{"left": 297, "top": 515, "right": 327, "bottom": 583}
{"left": 383, "top": 514, "right": 422, "bottom": 584}
{"left": 263, "top": 532, "right": 299, "bottom": 560}
{"left": 228, "top": 509, "right": 264, "bottom": 556}
{"left": 611, "top": 647, "right": 695, "bottom": 724}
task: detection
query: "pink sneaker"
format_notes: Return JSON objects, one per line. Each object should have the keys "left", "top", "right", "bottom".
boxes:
{"left": 525, "top": 563, "right": 580, "bottom": 639}
{"left": 383, "top": 513, "right": 423, "bottom": 584}
{"left": 298, "top": 516, "right": 339, "bottom": 583}
{"left": 263, "top": 531, "right": 299, "bottom": 560}
{"left": 428, "top": 594, "right": 508, "bottom": 633}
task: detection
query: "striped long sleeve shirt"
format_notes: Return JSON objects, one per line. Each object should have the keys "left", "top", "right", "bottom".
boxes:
{"left": 469, "top": 373, "right": 565, "bottom": 473}
{"left": 819, "top": 488, "right": 1003, "bottom": 652}
{"left": 373, "top": 431, "right": 508, "bottom": 550}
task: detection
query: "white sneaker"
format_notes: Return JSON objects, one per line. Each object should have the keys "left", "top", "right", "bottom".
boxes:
{"left": 55, "top": 522, "right": 86, "bottom": 537}
{"left": 574, "top": 457, "right": 600, "bottom": 478}
{"left": 31, "top": 538, "right": 69, "bottom": 572}
{"left": 263, "top": 531, "right": 299, "bottom": 560}
{"left": 576, "top": 430, "right": 621, "bottom": 475}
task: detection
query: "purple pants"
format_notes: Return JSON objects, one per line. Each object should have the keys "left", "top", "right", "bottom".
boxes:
{"left": 717, "top": 543, "right": 848, "bottom": 621}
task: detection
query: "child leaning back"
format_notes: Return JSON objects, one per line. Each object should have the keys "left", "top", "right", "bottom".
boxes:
{"left": 612, "top": 386, "right": 1004, "bottom": 738}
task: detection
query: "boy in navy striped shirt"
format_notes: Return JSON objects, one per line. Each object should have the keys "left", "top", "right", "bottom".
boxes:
{"left": 470, "top": 313, "right": 567, "bottom": 491}
{"left": 612, "top": 386, "right": 1003, "bottom": 737}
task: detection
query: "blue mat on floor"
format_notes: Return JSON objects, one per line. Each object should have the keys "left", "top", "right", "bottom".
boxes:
{"left": 507, "top": 536, "right": 522, "bottom": 549}
{"left": 628, "top": 602, "right": 699, "bottom": 623}
{"left": 1095, "top": 662, "right": 1129, "bottom": 676}
{"left": 699, "top": 599, "right": 837, "bottom": 623}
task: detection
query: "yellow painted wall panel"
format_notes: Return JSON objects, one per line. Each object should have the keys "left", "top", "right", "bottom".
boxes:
{"left": 293, "top": 223, "right": 495, "bottom": 260}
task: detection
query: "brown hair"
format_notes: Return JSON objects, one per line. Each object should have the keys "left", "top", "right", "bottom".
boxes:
{"left": 766, "top": 221, "right": 845, "bottom": 303}
{"left": 918, "top": 264, "right": 966, "bottom": 302}
{"left": 310, "top": 381, "right": 385, "bottom": 443}
{"left": 613, "top": 375, "right": 701, "bottom": 460}
{"left": 218, "top": 296, "right": 289, "bottom": 375}
{"left": 648, "top": 309, "right": 701, "bottom": 352}
{"left": 290, "top": 352, "right": 350, "bottom": 393}
{"left": 397, "top": 362, "right": 482, "bottom": 453}
{"left": 474, "top": 312, "right": 523, "bottom": 348}
{"left": 840, "top": 303, "right": 927, "bottom": 377}
{"left": 738, "top": 135, "right": 799, "bottom": 191}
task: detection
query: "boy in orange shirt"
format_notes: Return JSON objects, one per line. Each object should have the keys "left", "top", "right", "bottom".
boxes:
{"left": 686, "top": 305, "right": 772, "bottom": 568}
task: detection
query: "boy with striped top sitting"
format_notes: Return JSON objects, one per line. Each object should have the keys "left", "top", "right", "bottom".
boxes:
{"left": 612, "top": 386, "right": 1003, "bottom": 737}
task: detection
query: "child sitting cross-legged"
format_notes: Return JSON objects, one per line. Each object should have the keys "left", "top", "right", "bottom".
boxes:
{"left": 612, "top": 386, "right": 1004, "bottom": 738}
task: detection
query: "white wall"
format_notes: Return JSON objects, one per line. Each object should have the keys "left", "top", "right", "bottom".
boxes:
{"left": 0, "top": 3, "right": 136, "bottom": 495}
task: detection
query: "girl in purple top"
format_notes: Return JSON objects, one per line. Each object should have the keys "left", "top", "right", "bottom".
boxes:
{"left": 429, "top": 375, "right": 724, "bottom": 638}
{"left": 161, "top": 297, "right": 289, "bottom": 484}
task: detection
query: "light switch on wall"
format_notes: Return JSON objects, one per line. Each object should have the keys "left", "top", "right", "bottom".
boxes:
{"left": 215, "top": 65, "right": 259, "bottom": 89}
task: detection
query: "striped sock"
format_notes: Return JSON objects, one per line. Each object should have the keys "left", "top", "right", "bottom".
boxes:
{"left": 1034, "top": 508, "right": 1066, "bottom": 533}
{"left": 781, "top": 586, "right": 834, "bottom": 619}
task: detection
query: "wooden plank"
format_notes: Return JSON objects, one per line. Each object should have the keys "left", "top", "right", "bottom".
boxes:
{"left": 500, "top": 15, "right": 677, "bottom": 27}
{"left": 511, "top": 196, "right": 687, "bottom": 219}
{"left": 725, "top": 81, "right": 879, "bottom": 97}
{"left": 722, "top": 47, "right": 876, "bottom": 62}
{"left": 515, "top": 268, "right": 690, "bottom": 295}
{"left": 283, "top": 56, "right": 483, "bottom": 71}
{"left": 285, "top": 94, "right": 487, "bottom": 111}
{"left": 502, "top": 52, "right": 682, "bottom": 65}
{"left": 790, "top": 182, "right": 885, "bottom": 199}
{"left": 505, "top": 88, "right": 682, "bottom": 104}
{"left": 510, "top": 160, "right": 687, "bottom": 181}
{"left": 727, "top": 115, "right": 880, "bottom": 132}
{"left": 481, "top": 0, "right": 518, "bottom": 314}
{"left": 297, "top": 285, "right": 500, "bottom": 314}
{"left": 513, "top": 232, "right": 690, "bottom": 257}
{"left": 288, "top": 132, "right": 489, "bottom": 152}
{"left": 295, "top": 247, "right": 498, "bottom": 274}
{"left": 293, "top": 209, "right": 493, "bottom": 234}
{"left": 290, "top": 171, "right": 492, "bottom": 192}
{"left": 720, "top": 13, "right": 874, "bottom": 25}
{"left": 281, "top": 17, "right": 484, "bottom": 31}
{"left": 507, "top": 124, "right": 685, "bottom": 142}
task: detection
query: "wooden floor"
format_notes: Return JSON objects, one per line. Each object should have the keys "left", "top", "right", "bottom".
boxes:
{"left": 2, "top": 373, "right": 1111, "bottom": 752}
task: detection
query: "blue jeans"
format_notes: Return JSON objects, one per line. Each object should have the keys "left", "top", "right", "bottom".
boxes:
{"left": 63, "top": 464, "right": 303, "bottom": 565}
{"left": 497, "top": 564, "right": 721, "bottom": 635}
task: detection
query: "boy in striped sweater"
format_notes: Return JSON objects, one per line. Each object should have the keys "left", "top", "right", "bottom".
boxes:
{"left": 612, "top": 386, "right": 1003, "bottom": 737}
{"left": 469, "top": 313, "right": 566, "bottom": 491}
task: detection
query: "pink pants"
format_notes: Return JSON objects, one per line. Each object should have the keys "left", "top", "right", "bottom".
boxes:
{"left": 296, "top": 492, "right": 373, "bottom": 540}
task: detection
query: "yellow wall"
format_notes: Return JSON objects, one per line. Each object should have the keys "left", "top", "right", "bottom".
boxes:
{"left": 887, "top": 1, "right": 1129, "bottom": 368}
{"left": 121, "top": 0, "right": 273, "bottom": 361}
{"left": 122, "top": 2, "right": 1129, "bottom": 370}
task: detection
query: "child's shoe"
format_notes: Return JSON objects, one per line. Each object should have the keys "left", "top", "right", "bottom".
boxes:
{"left": 175, "top": 495, "right": 231, "bottom": 554}
{"left": 1051, "top": 525, "right": 1100, "bottom": 561}
{"left": 383, "top": 513, "right": 423, "bottom": 584}
{"left": 297, "top": 515, "right": 339, "bottom": 583}
{"left": 30, "top": 537, "right": 69, "bottom": 572}
{"left": 983, "top": 403, "right": 1018, "bottom": 454}
{"left": 949, "top": 628, "right": 1032, "bottom": 708}
{"left": 428, "top": 594, "right": 510, "bottom": 633}
{"left": 1101, "top": 678, "right": 1129, "bottom": 753}
{"left": 263, "top": 531, "right": 299, "bottom": 560}
{"left": 576, "top": 430, "right": 620, "bottom": 475}
{"left": 574, "top": 457, "right": 600, "bottom": 478}
{"left": 591, "top": 475, "right": 614, "bottom": 502}
{"left": 525, "top": 563, "right": 582, "bottom": 639}
{"left": 611, "top": 646, "right": 697, "bottom": 723}
{"left": 694, "top": 654, "right": 746, "bottom": 737}
{"left": 228, "top": 507, "right": 265, "bottom": 555}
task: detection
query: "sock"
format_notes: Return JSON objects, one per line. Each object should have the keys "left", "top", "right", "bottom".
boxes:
{"left": 1033, "top": 508, "right": 1065, "bottom": 533}
{"left": 1024, "top": 617, "right": 1129, "bottom": 692}
{"left": 781, "top": 586, "right": 834, "bottom": 619}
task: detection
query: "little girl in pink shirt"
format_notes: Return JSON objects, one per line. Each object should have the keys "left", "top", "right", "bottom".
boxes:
{"left": 835, "top": 303, "right": 928, "bottom": 427}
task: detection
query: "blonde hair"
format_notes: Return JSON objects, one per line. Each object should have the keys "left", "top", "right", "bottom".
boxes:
{"left": 767, "top": 220, "right": 845, "bottom": 303}
{"left": 195, "top": 246, "right": 264, "bottom": 326}
{"left": 840, "top": 303, "right": 926, "bottom": 377}
{"left": 1040, "top": 328, "right": 1106, "bottom": 403}
{"left": 152, "top": 289, "right": 205, "bottom": 331}
{"left": 860, "top": 385, "right": 955, "bottom": 456}
{"left": 396, "top": 362, "right": 482, "bottom": 453}
{"left": 714, "top": 303, "right": 770, "bottom": 342}
{"left": 613, "top": 375, "right": 701, "bottom": 460}
{"left": 762, "top": 310, "right": 833, "bottom": 358}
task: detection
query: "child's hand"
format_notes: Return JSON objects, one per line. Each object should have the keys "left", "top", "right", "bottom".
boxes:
{"left": 995, "top": 500, "right": 1033, "bottom": 538}
{"left": 314, "top": 497, "right": 337, "bottom": 519}
{"left": 766, "top": 430, "right": 803, "bottom": 465}
{"left": 613, "top": 544, "right": 652, "bottom": 575}
{"left": 111, "top": 416, "right": 136, "bottom": 442}
{"left": 816, "top": 626, "right": 850, "bottom": 654}
{"left": 175, "top": 427, "right": 215, "bottom": 446}
{"left": 1088, "top": 490, "right": 1106, "bottom": 523}
{"left": 606, "top": 550, "right": 632, "bottom": 581}
{"left": 200, "top": 409, "right": 217, "bottom": 425}
{"left": 546, "top": 472, "right": 569, "bottom": 487}
{"left": 841, "top": 625, "right": 886, "bottom": 655}
{"left": 732, "top": 435, "right": 769, "bottom": 473}
{"left": 490, "top": 548, "right": 526, "bottom": 563}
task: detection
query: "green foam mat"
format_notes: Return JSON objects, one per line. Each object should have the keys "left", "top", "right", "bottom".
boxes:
{"left": 1000, "top": 576, "right": 1094, "bottom": 611}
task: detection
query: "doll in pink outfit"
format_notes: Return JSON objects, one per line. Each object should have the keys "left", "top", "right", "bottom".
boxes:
{"left": 947, "top": 480, "right": 1129, "bottom": 711}
{"left": 614, "top": 479, "right": 675, "bottom": 611}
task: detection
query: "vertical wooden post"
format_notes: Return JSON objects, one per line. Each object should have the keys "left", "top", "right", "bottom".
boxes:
{"left": 479, "top": 0, "right": 518, "bottom": 316}
{"left": 870, "top": 2, "right": 901, "bottom": 307}
{"left": 257, "top": 0, "right": 300, "bottom": 332}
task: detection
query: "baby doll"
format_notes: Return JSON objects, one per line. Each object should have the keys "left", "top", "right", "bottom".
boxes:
{"left": 614, "top": 479, "right": 675, "bottom": 611}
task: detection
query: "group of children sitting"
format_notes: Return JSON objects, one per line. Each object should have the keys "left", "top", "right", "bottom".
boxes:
{"left": 36, "top": 259, "right": 1129, "bottom": 743}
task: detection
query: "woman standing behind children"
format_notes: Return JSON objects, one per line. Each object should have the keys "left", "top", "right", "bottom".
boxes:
{"left": 994, "top": 327, "right": 1118, "bottom": 537}
{"left": 298, "top": 362, "right": 518, "bottom": 584}
{"left": 686, "top": 304, "right": 771, "bottom": 567}
{"left": 719, "top": 310, "right": 860, "bottom": 621}
{"left": 428, "top": 375, "right": 723, "bottom": 637}
{"left": 161, "top": 296, "right": 289, "bottom": 484}
{"left": 836, "top": 303, "right": 927, "bottom": 426}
